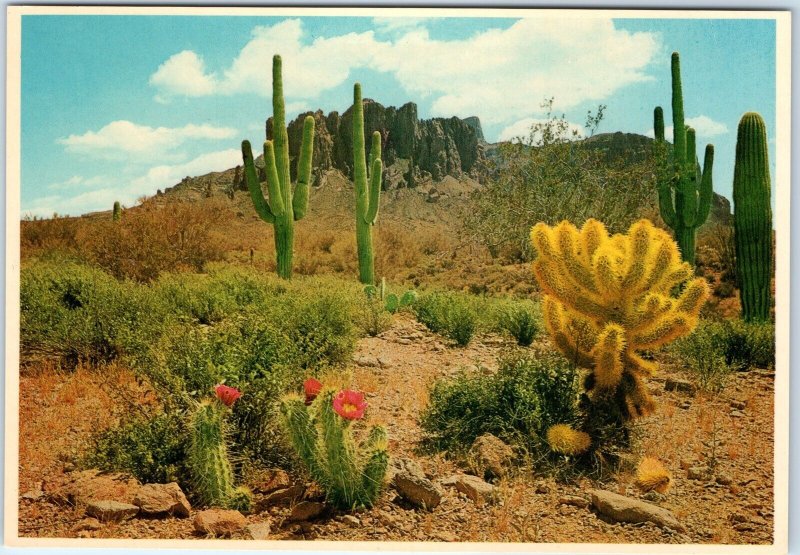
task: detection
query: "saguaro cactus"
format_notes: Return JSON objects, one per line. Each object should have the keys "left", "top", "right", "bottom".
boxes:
{"left": 653, "top": 52, "right": 714, "bottom": 265}
{"left": 733, "top": 112, "right": 773, "bottom": 321}
{"left": 112, "top": 201, "right": 121, "bottom": 222}
{"left": 352, "top": 83, "right": 383, "bottom": 285}
{"left": 241, "top": 55, "right": 315, "bottom": 279}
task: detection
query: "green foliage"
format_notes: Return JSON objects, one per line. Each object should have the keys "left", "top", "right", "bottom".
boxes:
{"left": 357, "top": 292, "right": 392, "bottom": 337}
{"left": 352, "top": 83, "right": 383, "bottom": 285}
{"left": 280, "top": 389, "right": 388, "bottom": 510}
{"left": 733, "top": 112, "right": 773, "bottom": 321}
{"left": 420, "top": 349, "right": 580, "bottom": 455}
{"left": 719, "top": 319, "right": 775, "bottom": 370}
{"left": 20, "top": 261, "right": 169, "bottom": 367}
{"left": 188, "top": 400, "right": 251, "bottom": 510}
{"left": 654, "top": 52, "right": 714, "bottom": 265}
{"left": 241, "top": 54, "right": 315, "bottom": 279}
{"left": 83, "top": 413, "right": 188, "bottom": 487}
{"left": 496, "top": 300, "right": 541, "bottom": 346}
{"left": 464, "top": 98, "right": 653, "bottom": 262}
{"left": 414, "top": 291, "right": 478, "bottom": 346}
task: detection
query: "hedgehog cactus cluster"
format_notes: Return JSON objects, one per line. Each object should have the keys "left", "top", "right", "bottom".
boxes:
{"left": 352, "top": 83, "right": 384, "bottom": 285}
{"left": 280, "top": 381, "right": 388, "bottom": 510}
{"left": 241, "top": 55, "right": 315, "bottom": 279}
{"left": 653, "top": 52, "right": 715, "bottom": 265}
{"left": 530, "top": 218, "right": 709, "bottom": 445}
{"left": 187, "top": 386, "right": 252, "bottom": 511}
{"left": 733, "top": 112, "right": 773, "bottom": 322}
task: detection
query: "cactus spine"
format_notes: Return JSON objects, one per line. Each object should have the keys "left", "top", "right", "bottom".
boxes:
{"left": 353, "top": 83, "right": 383, "bottom": 285}
{"left": 112, "top": 201, "right": 121, "bottom": 222}
{"left": 188, "top": 401, "right": 251, "bottom": 510}
{"left": 280, "top": 389, "right": 388, "bottom": 510}
{"left": 654, "top": 52, "right": 714, "bottom": 265}
{"left": 241, "top": 55, "right": 315, "bottom": 279}
{"left": 733, "top": 112, "right": 773, "bottom": 321}
{"left": 530, "top": 218, "right": 709, "bottom": 424}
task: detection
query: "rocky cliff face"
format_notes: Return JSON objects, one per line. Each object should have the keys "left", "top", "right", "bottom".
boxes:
{"left": 267, "top": 99, "right": 486, "bottom": 188}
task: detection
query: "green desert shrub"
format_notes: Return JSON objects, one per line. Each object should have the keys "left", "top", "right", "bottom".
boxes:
{"left": 420, "top": 349, "right": 580, "bottom": 455}
{"left": 495, "top": 300, "right": 541, "bottom": 346}
{"left": 721, "top": 319, "right": 775, "bottom": 370}
{"left": 83, "top": 413, "right": 188, "bottom": 487}
{"left": 20, "top": 261, "right": 169, "bottom": 366}
{"left": 414, "top": 291, "right": 478, "bottom": 346}
{"left": 671, "top": 321, "right": 731, "bottom": 392}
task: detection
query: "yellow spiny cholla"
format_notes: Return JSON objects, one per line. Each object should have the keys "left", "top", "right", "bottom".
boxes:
{"left": 546, "top": 424, "right": 592, "bottom": 456}
{"left": 530, "top": 218, "right": 709, "bottom": 420}
{"left": 635, "top": 456, "right": 672, "bottom": 493}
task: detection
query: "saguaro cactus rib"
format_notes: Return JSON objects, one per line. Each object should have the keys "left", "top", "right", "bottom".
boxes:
{"left": 240, "top": 54, "right": 316, "bottom": 279}
{"left": 353, "top": 83, "right": 383, "bottom": 284}
{"left": 733, "top": 112, "right": 773, "bottom": 322}
{"left": 654, "top": 52, "right": 714, "bottom": 265}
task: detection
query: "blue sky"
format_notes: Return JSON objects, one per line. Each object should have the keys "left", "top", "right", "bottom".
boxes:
{"left": 19, "top": 14, "right": 777, "bottom": 217}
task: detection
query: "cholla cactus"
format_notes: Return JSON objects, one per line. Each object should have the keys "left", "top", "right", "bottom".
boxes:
{"left": 531, "top": 218, "right": 709, "bottom": 420}
{"left": 187, "top": 391, "right": 252, "bottom": 511}
{"left": 635, "top": 456, "right": 672, "bottom": 493}
{"left": 280, "top": 386, "right": 388, "bottom": 510}
{"left": 546, "top": 424, "right": 591, "bottom": 456}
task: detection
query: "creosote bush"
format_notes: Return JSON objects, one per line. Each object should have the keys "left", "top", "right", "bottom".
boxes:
{"left": 495, "top": 300, "right": 541, "bottom": 346}
{"left": 414, "top": 291, "right": 478, "bottom": 346}
{"left": 420, "top": 349, "right": 580, "bottom": 457}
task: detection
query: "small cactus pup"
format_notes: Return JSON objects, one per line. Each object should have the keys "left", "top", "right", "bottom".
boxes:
{"left": 112, "top": 201, "right": 121, "bottom": 222}
{"left": 187, "top": 385, "right": 252, "bottom": 511}
{"left": 352, "top": 82, "right": 383, "bottom": 285}
{"left": 653, "top": 52, "right": 714, "bottom": 265}
{"left": 733, "top": 112, "right": 773, "bottom": 322}
{"left": 530, "top": 219, "right": 709, "bottom": 443}
{"left": 241, "top": 54, "right": 315, "bottom": 279}
{"left": 280, "top": 383, "right": 388, "bottom": 510}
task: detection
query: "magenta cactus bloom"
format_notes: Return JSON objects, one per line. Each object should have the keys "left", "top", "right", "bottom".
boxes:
{"left": 332, "top": 390, "right": 367, "bottom": 420}
{"left": 304, "top": 378, "right": 323, "bottom": 405}
{"left": 214, "top": 384, "right": 241, "bottom": 407}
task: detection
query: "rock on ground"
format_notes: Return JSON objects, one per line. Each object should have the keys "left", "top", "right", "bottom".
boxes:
{"left": 47, "top": 469, "right": 141, "bottom": 506}
{"left": 288, "top": 501, "right": 326, "bottom": 522}
{"left": 193, "top": 509, "right": 247, "bottom": 537}
{"left": 85, "top": 500, "right": 140, "bottom": 522}
{"left": 133, "top": 482, "right": 191, "bottom": 518}
{"left": 590, "top": 489, "right": 685, "bottom": 531}
{"left": 390, "top": 458, "right": 442, "bottom": 510}
{"left": 455, "top": 475, "right": 500, "bottom": 505}
{"left": 467, "top": 433, "right": 515, "bottom": 480}
{"left": 246, "top": 521, "right": 271, "bottom": 540}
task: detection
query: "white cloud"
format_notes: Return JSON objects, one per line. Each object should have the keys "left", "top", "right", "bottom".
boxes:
{"left": 372, "top": 17, "right": 429, "bottom": 33}
{"left": 46, "top": 174, "right": 109, "bottom": 191}
{"left": 148, "top": 18, "right": 659, "bottom": 125}
{"left": 24, "top": 149, "right": 242, "bottom": 217}
{"left": 645, "top": 114, "right": 728, "bottom": 140}
{"left": 59, "top": 120, "right": 237, "bottom": 159}
{"left": 498, "top": 117, "right": 585, "bottom": 143}
{"left": 149, "top": 50, "right": 218, "bottom": 100}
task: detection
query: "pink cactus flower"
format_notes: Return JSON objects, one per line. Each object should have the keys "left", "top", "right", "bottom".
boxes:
{"left": 332, "top": 389, "right": 367, "bottom": 420}
{"left": 304, "top": 378, "right": 323, "bottom": 405}
{"left": 214, "top": 384, "right": 241, "bottom": 407}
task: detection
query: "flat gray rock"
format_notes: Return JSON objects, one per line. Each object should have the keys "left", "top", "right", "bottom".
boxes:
{"left": 85, "top": 500, "right": 139, "bottom": 522}
{"left": 590, "top": 489, "right": 684, "bottom": 531}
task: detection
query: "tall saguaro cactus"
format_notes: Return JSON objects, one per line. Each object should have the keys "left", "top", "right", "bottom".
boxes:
{"left": 241, "top": 55, "right": 315, "bottom": 279}
{"left": 653, "top": 52, "right": 714, "bottom": 265}
{"left": 352, "top": 83, "right": 383, "bottom": 285}
{"left": 112, "top": 201, "right": 121, "bottom": 222}
{"left": 733, "top": 112, "right": 773, "bottom": 321}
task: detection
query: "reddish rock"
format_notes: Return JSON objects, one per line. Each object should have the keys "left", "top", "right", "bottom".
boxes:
{"left": 133, "top": 483, "right": 191, "bottom": 518}
{"left": 251, "top": 469, "right": 292, "bottom": 495}
{"left": 193, "top": 509, "right": 246, "bottom": 536}
{"left": 288, "top": 501, "right": 326, "bottom": 521}
{"left": 47, "top": 469, "right": 141, "bottom": 506}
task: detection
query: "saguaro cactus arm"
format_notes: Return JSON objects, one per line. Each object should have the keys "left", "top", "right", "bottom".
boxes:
{"left": 241, "top": 140, "right": 277, "bottom": 224}
{"left": 696, "top": 144, "right": 715, "bottom": 225}
{"left": 293, "top": 115, "right": 316, "bottom": 220}
{"left": 365, "top": 132, "right": 382, "bottom": 224}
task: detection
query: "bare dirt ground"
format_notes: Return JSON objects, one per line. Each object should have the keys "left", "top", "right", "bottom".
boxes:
{"left": 17, "top": 313, "right": 774, "bottom": 545}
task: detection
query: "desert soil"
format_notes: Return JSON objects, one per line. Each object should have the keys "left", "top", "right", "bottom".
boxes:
{"left": 17, "top": 313, "right": 775, "bottom": 544}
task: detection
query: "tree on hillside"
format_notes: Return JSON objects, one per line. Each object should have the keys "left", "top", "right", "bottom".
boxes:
{"left": 463, "top": 99, "right": 658, "bottom": 262}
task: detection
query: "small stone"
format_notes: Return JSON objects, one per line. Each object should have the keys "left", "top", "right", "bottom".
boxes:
{"left": 260, "top": 484, "right": 305, "bottom": 506}
{"left": 642, "top": 491, "right": 666, "bottom": 503}
{"left": 734, "top": 522, "right": 755, "bottom": 532}
{"left": 716, "top": 474, "right": 734, "bottom": 486}
{"left": 730, "top": 400, "right": 747, "bottom": 411}
{"left": 434, "top": 531, "right": 458, "bottom": 542}
{"left": 437, "top": 475, "right": 460, "bottom": 488}
{"left": 355, "top": 355, "right": 380, "bottom": 368}
{"left": 340, "top": 514, "right": 361, "bottom": 527}
{"left": 133, "top": 482, "right": 191, "bottom": 518}
{"left": 455, "top": 474, "right": 499, "bottom": 505}
{"left": 246, "top": 521, "right": 271, "bottom": 540}
{"left": 559, "top": 504, "right": 577, "bottom": 515}
{"left": 20, "top": 489, "right": 44, "bottom": 501}
{"left": 680, "top": 401, "right": 692, "bottom": 410}
{"left": 665, "top": 377, "right": 697, "bottom": 396}
{"left": 687, "top": 466, "right": 708, "bottom": 480}
{"left": 535, "top": 482, "right": 551, "bottom": 494}
{"left": 730, "top": 410, "right": 745, "bottom": 418}
{"left": 251, "top": 468, "right": 292, "bottom": 495}
{"left": 288, "top": 501, "right": 325, "bottom": 521}
{"left": 194, "top": 509, "right": 246, "bottom": 536}
{"left": 558, "top": 495, "right": 590, "bottom": 508}
{"left": 85, "top": 500, "right": 139, "bottom": 522}
{"left": 396, "top": 338, "right": 413, "bottom": 345}
{"left": 393, "top": 471, "right": 442, "bottom": 510}
{"left": 589, "top": 489, "right": 684, "bottom": 531}
{"left": 70, "top": 517, "right": 102, "bottom": 533}
{"left": 467, "top": 433, "right": 515, "bottom": 480}
{"left": 75, "top": 530, "right": 91, "bottom": 538}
